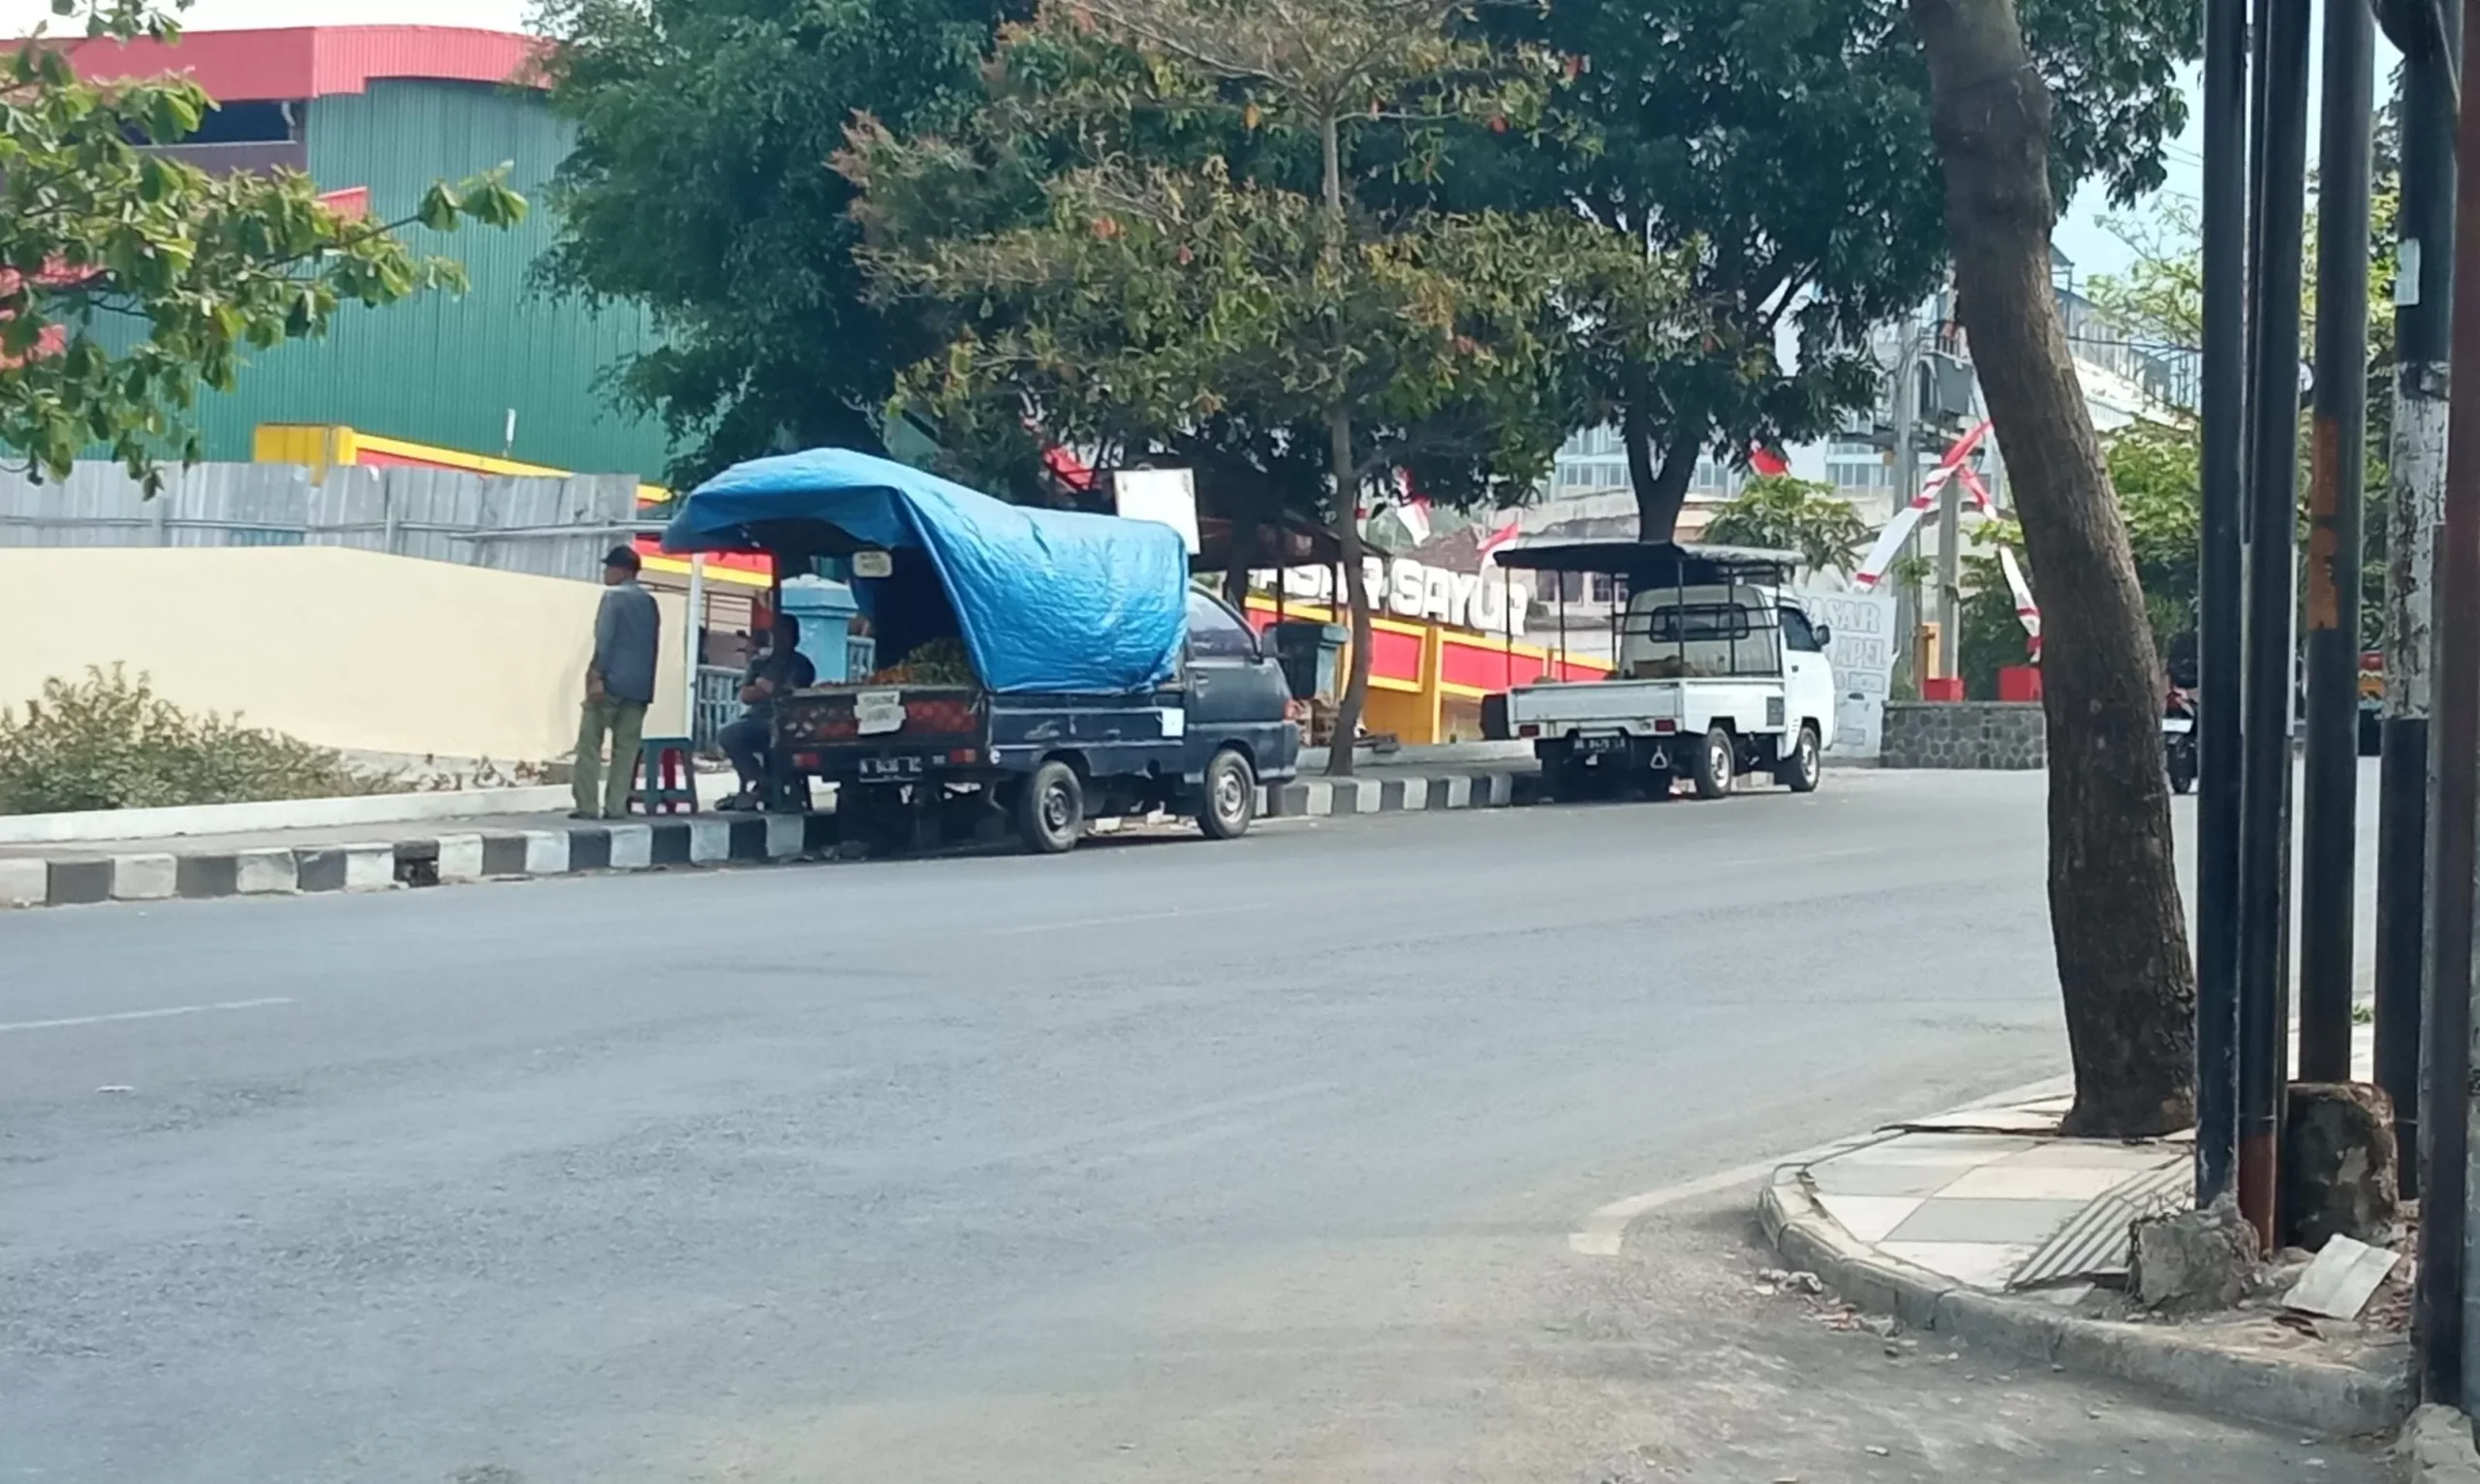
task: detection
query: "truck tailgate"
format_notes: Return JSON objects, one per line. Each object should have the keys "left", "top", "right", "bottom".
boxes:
{"left": 1506, "top": 681, "right": 1684, "bottom": 727}
{"left": 776, "top": 685, "right": 985, "bottom": 755}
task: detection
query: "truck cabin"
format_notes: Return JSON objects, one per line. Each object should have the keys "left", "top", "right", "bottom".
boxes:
{"left": 1492, "top": 542, "right": 1807, "bottom": 682}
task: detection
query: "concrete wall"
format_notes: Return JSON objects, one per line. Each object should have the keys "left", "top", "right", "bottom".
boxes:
{"left": 1879, "top": 700, "right": 2047, "bottom": 769}
{"left": 0, "top": 547, "right": 688, "bottom": 764}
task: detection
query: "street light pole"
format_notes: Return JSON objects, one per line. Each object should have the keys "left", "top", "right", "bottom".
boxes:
{"left": 2237, "top": 0, "right": 2312, "bottom": 1252}
{"left": 2297, "top": 0, "right": 2374, "bottom": 1084}
{"left": 2374, "top": 0, "right": 2459, "bottom": 1204}
{"left": 2194, "top": 0, "right": 2248, "bottom": 1208}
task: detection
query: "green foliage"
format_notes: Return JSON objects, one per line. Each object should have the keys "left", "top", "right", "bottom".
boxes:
{"left": 1456, "top": 0, "right": 2198, "bottom": 536}
{"left": 1701, "top": 475, "right": 1874, "bottom": 573}
{"left": 532, "top": 0, "right": 1024, "bottom": 483}
{"left": 0, "top": 665, "right": 398, "bottom": 815}
{"left": 1, "top": 2, "right": 524, "bottom": 492}
{"left": 843, "top": 0, "right": 1689, "bottom": 522}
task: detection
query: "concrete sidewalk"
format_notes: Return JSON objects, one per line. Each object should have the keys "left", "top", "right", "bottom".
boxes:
{"left": 1760, "top": 1026, "right": 2410, "bottom": 1438}
{"left": 0, "top": 749, "right": 1546, "bottom": 910}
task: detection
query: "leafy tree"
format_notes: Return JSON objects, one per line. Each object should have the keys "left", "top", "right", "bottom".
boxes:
{"left": 846, "top": 0, "right": 1690, "bottom": 771}
{"left": 530, "top": 0, "right": 1026, "bottom": 483}
{"left": 1909, "top": 0, "right": 2195, "bottom": 1137}
{"left": 1702, "top": 475, "right": 1874, "bottom": 574}
{"left": 0, "top": 2, "right": 526, "bottom": 491}
{"left": 1462, "top": 0, "right": 2198, "bottom": 541}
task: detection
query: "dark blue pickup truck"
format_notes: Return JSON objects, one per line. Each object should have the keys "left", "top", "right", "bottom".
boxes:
{"left": 664, "top": 448, "right": 1300, "bottom": 854}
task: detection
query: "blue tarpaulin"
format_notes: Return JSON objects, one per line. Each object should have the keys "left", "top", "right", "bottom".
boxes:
{"left": 663, "top": 448, "right": 1188, "bottom": 695}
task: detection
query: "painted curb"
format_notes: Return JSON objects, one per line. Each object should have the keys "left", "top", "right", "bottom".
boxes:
{"left": 0, "top": 767, "right": 1546, "bottom": 911}
{"left": 2402, "top": 1405, "right": 2480, "bottom": 1483}
{"left": 1755, "top": 1172, "right": 2412, "bottom": 1439}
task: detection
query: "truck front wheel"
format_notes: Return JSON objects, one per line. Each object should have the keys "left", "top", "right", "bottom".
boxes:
{"left": 1690, "top": 726, "right": 1736, "bottom": 799}
{"left": 1017, "top": 760, "right": 1085, "bottom": 853}
{"left": 1775, "top": 724, "right": 1822, "bottom": 793}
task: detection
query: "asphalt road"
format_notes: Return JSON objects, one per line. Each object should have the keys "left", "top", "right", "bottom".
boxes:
{"left": 1, "top": 768, "right": 2381, "bottom": 1482}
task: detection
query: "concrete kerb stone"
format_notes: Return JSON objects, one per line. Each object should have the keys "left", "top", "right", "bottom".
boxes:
{"left": 1756, "top": 1171, "right": 2412, "bottom": 1439}
{"left": 109, "top": 853, "right": 177, "bottom": 901}
{"left": 234, "top": 848, "right": 298, "bottom": 894}
{"left": 2402, "top": 1405, "right": 2480, "bottom": 1484}
{"left": 0, "top": 856, "right": 46, "bottom": 908}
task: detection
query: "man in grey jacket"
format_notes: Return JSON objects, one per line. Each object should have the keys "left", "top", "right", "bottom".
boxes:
{"left": 574, "top": 545, "right": 662, "bottom": 819}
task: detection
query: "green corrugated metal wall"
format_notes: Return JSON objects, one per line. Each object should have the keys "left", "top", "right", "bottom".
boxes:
{"left": 184, "top": 79, "right": 672, "bottom": 480}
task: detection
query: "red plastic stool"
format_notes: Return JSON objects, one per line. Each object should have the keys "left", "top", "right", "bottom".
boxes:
{"left": 632, "top": 737, "right": 699, "bottom": 815}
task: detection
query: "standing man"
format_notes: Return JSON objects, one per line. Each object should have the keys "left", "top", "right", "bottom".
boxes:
{"left": 574, "top": 545, "right": 661, "bottom": 819}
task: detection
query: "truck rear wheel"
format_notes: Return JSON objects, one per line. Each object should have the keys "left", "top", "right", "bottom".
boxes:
{"left": 1197, "top": 747, "right": 1257, "bottom": 840}
{"left": 1017, "top": 759, "right": 1085, "bottom": 853}
{"left": 1690, "top": 726, "right": 1735, "bottom": 799}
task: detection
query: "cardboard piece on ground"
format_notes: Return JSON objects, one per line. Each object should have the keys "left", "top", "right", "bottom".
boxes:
{"left": 2283, "top": 1234, "right": 2402, "bottom": 1319}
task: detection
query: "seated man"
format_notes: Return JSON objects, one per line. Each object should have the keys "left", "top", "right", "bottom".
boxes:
{"left": 717, "top": 615, "right": 818, "bottom": 809}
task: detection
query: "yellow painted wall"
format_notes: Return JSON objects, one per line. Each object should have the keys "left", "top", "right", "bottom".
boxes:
{"left": 0, "top": 547, "right": 688, "bottom": 763}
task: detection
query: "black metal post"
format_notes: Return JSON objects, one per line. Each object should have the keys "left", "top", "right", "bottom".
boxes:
{"left": 2238, "top": 0, "right": 2311, "bottom": 1252}
{"left": 2375, "top": 0, "right": 2458, "bottom": 1204}
{"left": 2423, "top": 0, "right": 2480, "bottom": 1407}
{"left": 2194, "top": 0, "right": 2249, "bottom": 1208}
{"left": 2298, "top": 0, "right": 2373, "bottom": 1084}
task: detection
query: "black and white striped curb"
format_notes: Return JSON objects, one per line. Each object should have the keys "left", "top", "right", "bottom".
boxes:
{"left": 0, "top": 769, "right": 1542, "bottom": 910}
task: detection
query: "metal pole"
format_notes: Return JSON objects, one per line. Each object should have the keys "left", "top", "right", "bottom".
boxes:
{"left": 2377, "top": 0, "right": 2459, "bottom": 1204}
{"left": 684, "top": 553, "right": 706, "bottom": 738}
{"left": 2238, "top": 0, "right": 2312, "bottom": 1252}
{"left": 1891, "top": 338, "right": 1919, "bottom": 688}
{"left": 2423, "top": 0, "right": 2480, "bottom": 1406}
{"left": 1935, "top": 402, "right": 1963, "bottom": 682}
{"left": 2195, "top": 0, "right": 2249, "bottom": 1208}
{"left": 2298, "top": 0, "right": 2373, "bottom": 1084}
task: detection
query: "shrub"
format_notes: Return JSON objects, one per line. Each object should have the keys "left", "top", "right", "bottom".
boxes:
{"left": 0, "top": 665, "right": 400, "bottom": 815}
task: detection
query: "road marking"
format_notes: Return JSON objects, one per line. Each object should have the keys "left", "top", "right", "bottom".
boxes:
{"left": 1566, "top": 1070, "right": 2078, "bottom": 1256}
{"left": 0, "top": 997, "right": 295, "bottom": 1035}
{"left": 983, "top": 905, "right": 1254, "bottom": 936}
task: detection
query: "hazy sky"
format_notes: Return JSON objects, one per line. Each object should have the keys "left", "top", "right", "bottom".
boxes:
{"left": 0, "top": 0, "right": 2394, "bottom": 284}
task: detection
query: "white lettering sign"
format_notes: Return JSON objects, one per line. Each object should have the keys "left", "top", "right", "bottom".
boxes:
{"left": 1803, "top": 588, "right": 1898, "bottom": 758}
{"left": 1248, "top": 560, "right": 1532, "bottom": 637}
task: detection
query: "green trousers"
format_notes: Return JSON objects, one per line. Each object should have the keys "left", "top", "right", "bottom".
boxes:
{"left": 574, "top": 696, "right": 649, "bottom": 819}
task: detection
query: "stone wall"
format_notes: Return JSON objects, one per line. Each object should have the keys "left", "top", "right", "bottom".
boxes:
{"left": 1879, "top": 700, "right": 2047, "bottom": 769}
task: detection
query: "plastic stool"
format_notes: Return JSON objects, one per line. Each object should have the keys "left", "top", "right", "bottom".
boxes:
{"left": 633, "top": 736, "right": 699, "bottom": 815}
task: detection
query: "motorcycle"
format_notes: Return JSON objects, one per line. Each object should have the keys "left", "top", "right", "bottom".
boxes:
{"left": 2162, "top": 684, "right": 2198, "bottom": 794}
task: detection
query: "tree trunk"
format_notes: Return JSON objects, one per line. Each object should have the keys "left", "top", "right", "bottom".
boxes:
{"left": 1623, "top": 372, "right": 1702, "bottom": 541}
{"left": 1318, "top": 108, "right": 1371, "bottom": 777}
{"left": 1327, "top": 406, "right": 1373, "bottom": 776}
{"left": 1908, "top": 0, "right": 2197, "bottom": 1137}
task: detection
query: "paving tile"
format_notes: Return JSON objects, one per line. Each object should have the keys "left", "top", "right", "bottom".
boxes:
{"left": 1883, "top": 1196, "right": 2093, "bottom": 1245}
{"left": 2002, "top": 1140, "right": 2188, "bottom": 1170}
{"left": 1878, "top": 1239, "right": 2041, "bottom": 1290}
{"left": 1938, "top": 1160, "right": 2168, "bottom": 1202}
{"left": 1899, "top": 1106, "right": 2066, "bottom": 1134}
{"left": 1814, "top": 1192, "right": 1926, "bottom": 1245}
{"left": 1807, "top": 1160, "right": 1979, "bottom": 1198}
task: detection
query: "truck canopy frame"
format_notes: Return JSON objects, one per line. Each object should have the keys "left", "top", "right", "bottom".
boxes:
{"left": 1491, "top": 541, "right": 1802, "bottom": 679}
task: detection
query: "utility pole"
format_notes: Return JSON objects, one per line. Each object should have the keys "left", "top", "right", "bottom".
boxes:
{"left": 2238, "top": 0, "right": 2312, "bottom": 1252}
{"left": 1935, "top": 417, "right": 1963, "bottom": 680}
{"left": 2194, "top": 0, "right": 2248, "bottom": 1208}
{"left": 2374, "top": 0, "right": 2457, "bottom": 1205}
{"left": 2424, "top": 0, "right": 2480, "bottom": 1408}
{"left": 1890, "top": 335, "right": 1921, "bottom": 687}
{"left": 2299, "top": 0, "right": 2374, "bottom": 1084}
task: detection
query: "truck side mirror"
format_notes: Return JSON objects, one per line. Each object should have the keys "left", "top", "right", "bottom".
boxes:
{"left": 1814, "top": 624, "right": 1833, "bottom": 647}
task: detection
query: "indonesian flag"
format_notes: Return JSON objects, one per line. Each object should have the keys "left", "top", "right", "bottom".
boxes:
{"left": 1749, "top": 447, "right": 1789, "bottom": 478}
{"left": 1474, "top": 515, "right": 1522, "bottom": 562}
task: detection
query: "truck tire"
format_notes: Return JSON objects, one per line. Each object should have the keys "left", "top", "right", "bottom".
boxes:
{"left": 1775, "top": 723, "right": 1822, "bottom": 793}
{"left": 1197, "top": 747, "right": 1257, "bottom": 840}
{"left": 1016, "top": 759, "right": 1085, "bottom": 853}
{"left": 1690, "top": 725, "right": 1735, "bottom": 799}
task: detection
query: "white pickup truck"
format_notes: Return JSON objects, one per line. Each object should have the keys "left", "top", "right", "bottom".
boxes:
{"left": 1485, "top": 542, "right": 1837, "bottom": 799}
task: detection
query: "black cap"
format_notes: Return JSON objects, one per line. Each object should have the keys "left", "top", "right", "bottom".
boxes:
{"left": 604, "top": 545, "right": 641, "bottom": 572}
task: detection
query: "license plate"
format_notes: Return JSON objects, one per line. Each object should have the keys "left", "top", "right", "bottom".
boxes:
{"left": 857, "top": 755, "right": 924, "bottom": 778}
{"left": 2161, "top": 717, "right": 2193, "bottom": 734}
{"left": 1576, "top": 733, "right": 1628, "bottom": 755}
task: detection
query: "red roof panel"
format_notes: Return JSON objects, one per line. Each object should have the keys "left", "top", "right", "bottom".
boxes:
{"left": 54, "top": 25, "right": 543, "bottom": 103}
